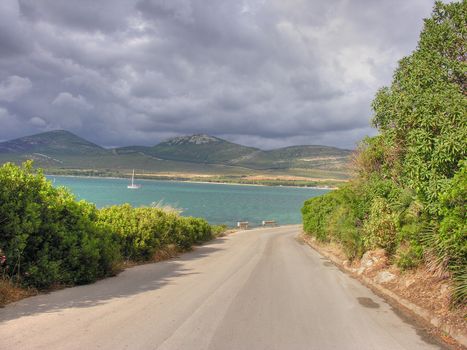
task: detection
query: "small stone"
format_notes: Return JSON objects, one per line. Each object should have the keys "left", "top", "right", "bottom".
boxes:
{"left": 375, "top": 271, "right": 396, "bottom": 284}
{"left": 361, "top": 252, "right": 375, "bottom": 268}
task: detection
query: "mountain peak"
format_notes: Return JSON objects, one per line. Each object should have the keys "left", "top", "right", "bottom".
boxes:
{"left": 0, "top": 129, "right": 107, "bottom": 155}
{"left": 162, "top": 134, "right": 223, "bottom": 146}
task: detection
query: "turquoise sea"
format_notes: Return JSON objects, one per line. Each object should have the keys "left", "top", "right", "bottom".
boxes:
{"left": 50, "top": 176, "right": 329, "bottom": 227}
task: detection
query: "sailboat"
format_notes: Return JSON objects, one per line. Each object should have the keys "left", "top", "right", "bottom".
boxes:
{"left": 127, "top": 169, "right": 141, "bottom": 189}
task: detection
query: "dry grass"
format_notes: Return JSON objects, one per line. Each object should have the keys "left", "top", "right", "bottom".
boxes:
{"left": 244, "top": 175, "right": 348, "bottom": 182}
{"left": 0, "top": 278, "right": 36, "bottom": 307}
{"left": 137, "top": 172, "right": 216, "bottom": 179}
{"left": 117, "top": 244, "right": 182, "bottom": 270}
{"left": 153, "top": 244, "right": 180, "bottom": 262}
{"left": 150, "top": 200, "right": 182, "bottom": 214}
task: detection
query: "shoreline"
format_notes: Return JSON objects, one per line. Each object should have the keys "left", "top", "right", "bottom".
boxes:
{"left": 46, "top": 173, "right": 337, "bottom": 190}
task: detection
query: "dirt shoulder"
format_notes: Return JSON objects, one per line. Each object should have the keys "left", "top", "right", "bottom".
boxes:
{"left": 300, "top": 233, "right": 467, "bottom": 350}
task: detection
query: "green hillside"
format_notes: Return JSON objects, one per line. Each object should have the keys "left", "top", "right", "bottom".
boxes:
{"left": 233, "top": 145, "right": 352, "bottom": 170}
{"left": 115, "top": 134, "right": 351, "bottom": 171}
{"left": 0, "top": 131, "right": 352, "bottom": 184}
{"left": 117, "top": 134, "right": 259, "bottom": 164}
{"left": 0, "top": 130, "right": 108, "bottom": 156}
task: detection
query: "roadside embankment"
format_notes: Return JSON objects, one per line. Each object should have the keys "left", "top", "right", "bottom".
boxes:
{"left": 0, "top": 162, "right": 226, "bottom": 307}
{"left": 300, "top": 233, "right": 467, "bottom": 349}
{"left": 300, "top": 5, "right": 466, "bottom": 347}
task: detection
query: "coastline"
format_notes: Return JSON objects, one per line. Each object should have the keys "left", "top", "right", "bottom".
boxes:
{"left": 46, "top": 173, "right": 338, "bottom": 190}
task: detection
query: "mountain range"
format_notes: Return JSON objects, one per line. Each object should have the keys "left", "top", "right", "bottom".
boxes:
{"left": 0, "top": 130, "right": 352, "bottom": 185}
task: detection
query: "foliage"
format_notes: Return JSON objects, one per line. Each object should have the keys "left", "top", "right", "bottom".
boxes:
{"left": 97, "top": 206, "right": 214, "bottom": 260}
{"left": 362, "top": 197, "right": 398, "bottom": 253}
{"left": 371, "top": 0, "right": 467, "bottom": 213}
{"left": 302, "top": 1, "right": 466, "bottom": 305}
{"left": 0, "top": 161, "right": 120, "bottom": 288}
{"left": 0, "top": 162, "right": 217, "bottom": 290}
{"left": 437, "top": 161, "right": 466, "bottom": 304}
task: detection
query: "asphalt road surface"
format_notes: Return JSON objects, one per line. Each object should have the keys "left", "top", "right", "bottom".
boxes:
{"left": 0, "top": 225, "right": 446, "bottom": 350}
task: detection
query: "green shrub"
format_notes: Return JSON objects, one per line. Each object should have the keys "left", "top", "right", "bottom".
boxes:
{"left": 437, "top": 162, "right": 466, "bottom": 304}
{"left": 97, "top": 205, "right": 214, "bottom": 259}
{"left": 396, "top": 244, "right": 424, "bottom": 270}
{"left": 97, "top": 205, "right": 165, "bottom": 260}
{"left": 362, "top": 198, "right": 398, "bottom": 253}
{"left": 0, "top": 162, "right": 216, "bottom": 291}
{"left": 302, "top": 1, "right": 466, "bottom": 305}
{"left": 0, "top": 162, "right": 120, "bottom": 288}
{"left": 302, "top": 190, "right": 340, "bottom": 242}
{"left": 211, "top": 224, "right": 228, "bottom": 237}
{"left": 327, "top": 205, "right": 363, "bottom": 260}
{"left": 302, "top": 185, "right": 365, "bottom": 260}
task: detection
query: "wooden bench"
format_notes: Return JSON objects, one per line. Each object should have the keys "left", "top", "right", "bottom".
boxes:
{"left": 237, "top": 221, "right": 249, "bottom": 230}
{"left": 262, "top": 220, "right": 277, "bottom": 227}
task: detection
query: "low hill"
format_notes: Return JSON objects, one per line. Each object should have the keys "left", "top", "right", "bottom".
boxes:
{"left": 0, "top": 130, "right": 108, "bottom": 156}
{"left": 232, "top": 145, "right": 352, "bottom": 170}
{"left": 116, "top": 134, "right": 351, "bottom": 170}
{"left": 0, "top": 130, "right": 352, "bottom": 184}
{"left": 147, "top": 134, "right": 259, "bottom": 164}
{"left": 116, "top": 134, "right": 259, "bottom": 164}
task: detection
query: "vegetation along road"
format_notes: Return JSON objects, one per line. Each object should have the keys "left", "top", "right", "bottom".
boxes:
{"left": 0, "top": 225, "right": 446, "bottom": 350}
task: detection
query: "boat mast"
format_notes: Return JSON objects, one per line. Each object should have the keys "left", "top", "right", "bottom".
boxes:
{"left": 131, "top": 169, "right": 135, "bottom": 186}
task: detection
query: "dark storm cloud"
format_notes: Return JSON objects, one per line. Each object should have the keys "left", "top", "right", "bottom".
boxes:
{"left": 0, "top": 0, "right": 439, "bottom": 148}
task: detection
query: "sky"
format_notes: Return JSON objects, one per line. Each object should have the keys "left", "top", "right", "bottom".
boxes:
{"left": 0, "top": 0, "right": 439, "bottom": 149}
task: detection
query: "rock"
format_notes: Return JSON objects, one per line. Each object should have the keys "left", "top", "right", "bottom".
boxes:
{"left": 375, "top": 271, "right": 396, "bottom": 284}
{"left": 358, "top": 250, "right": 390, "bottom": 276}
{"left": 361, "top": 251, "right": 375, "bottom": 268}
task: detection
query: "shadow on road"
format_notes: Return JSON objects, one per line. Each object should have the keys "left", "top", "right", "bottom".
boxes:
{"left": 0, "top": 237, "right": 227, "bottom": 323}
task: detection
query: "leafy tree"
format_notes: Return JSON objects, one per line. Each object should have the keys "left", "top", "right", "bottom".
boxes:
{"left": 371, "top": 0, "right": 466, "bottom": 212}
{"left": 303, "top": 1, "right": 466, "bottom": 305}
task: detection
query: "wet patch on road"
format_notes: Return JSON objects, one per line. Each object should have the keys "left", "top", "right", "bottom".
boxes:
{"left": 389, "top": 305, "right": 448, "bottom": 349}
{"left": 294, "top": 236, "right": 306, "bottom": 245}
{"left": 357, "top": 297, "right": 380, "bottom": 309}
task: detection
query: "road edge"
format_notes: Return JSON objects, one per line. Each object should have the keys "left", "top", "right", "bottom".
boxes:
{"left": 300, "top": 233, "right": 467, "bottom": 349}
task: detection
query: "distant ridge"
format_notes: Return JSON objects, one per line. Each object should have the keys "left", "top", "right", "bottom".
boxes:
{"left": 161, "top": 134, "right": 223, "bottom": 146}
{"left": 0, "top": 130, "right": 352, "bottom": 174}
{"left": 0, "top": 130, "right": 108, "bottom": 156}
{"left": 232, "top": 145, "right": 352, "bottom": 170}
{"left": 146, "top": 134, "right": 259, "bottom": 164}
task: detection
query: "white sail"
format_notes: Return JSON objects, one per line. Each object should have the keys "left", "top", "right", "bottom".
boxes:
{"left": 127, "top": 169, "right": 141, "bottom": 189}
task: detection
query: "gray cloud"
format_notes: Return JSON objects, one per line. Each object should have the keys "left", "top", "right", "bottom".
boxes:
{"left": 52, "top": 92, "right": 93, "bottom": 111}
{"left": 0, "top": 0, "right": 439, "bottom": 149}
{"left": 0, "top": 76, "right": 32, "bottom": 101}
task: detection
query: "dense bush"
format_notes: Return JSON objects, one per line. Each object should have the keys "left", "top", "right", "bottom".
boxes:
{"left": 97, "top": 206, "right": 214, "bottom": 260}
{"left": 302, "top": 1, "right": 466, "bottom": 305}
{"left": 0, "top": 161, "right": 218, "bottom": 290}
{"left": 0, "top": 161, "right": 121, "bottom": 288}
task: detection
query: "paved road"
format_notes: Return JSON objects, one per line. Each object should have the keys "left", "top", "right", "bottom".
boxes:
{"left": 0, "top": 225, "right": 446, "bottom": 350}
